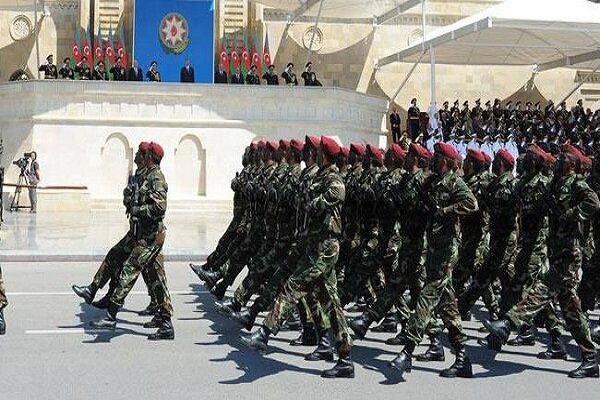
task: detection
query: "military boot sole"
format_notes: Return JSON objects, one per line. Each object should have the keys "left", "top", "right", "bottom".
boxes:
{"left": 321, "top": 368, "right": 355, "bottom": 378}
{"left": 143, "top": 319, "right": 161, "bottom": 329}
{"left": 568, "top": 366, "right": 599, "bottom": 379}
{"left": 537, "top": 351, "right": 568, "bottom": 360}
{"left": 289, "top": 335, "right": 318, "bottom": 347}
{"left": 385, "top": 335, "right": 409, "bottom": 346}
{"left": 439, "top": 368, "right": 473, "bottom": 378}
{"left": 71, "top": 286, "right": 93, "bottom": 304}
{"left": 148, "top": 330, "right": 175, "bottom": 341}
{"left": 415, "top": 352, "right": 445, "bottom": 362}
{"left": 239, "top": 335, "right": 268, "bottom": 354}
{"left": 91, "top": 299, "right": 110, "bottom": 310}
{"left": 507, "top": 336, "right": 536, "bottom": 346}
{"left": 305, "top": 351, "right": 335, "bottom": 362}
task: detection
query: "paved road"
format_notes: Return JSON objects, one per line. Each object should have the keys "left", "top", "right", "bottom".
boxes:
{"left": 0, "top": 261, "right": 598, "bottom": 400}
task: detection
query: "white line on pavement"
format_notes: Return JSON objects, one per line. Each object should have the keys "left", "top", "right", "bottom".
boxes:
{"left": 7, "top": 290, "right": 205, "bottom": 296}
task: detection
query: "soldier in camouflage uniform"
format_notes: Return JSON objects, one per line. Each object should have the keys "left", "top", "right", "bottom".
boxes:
{"left": 90, "top": 142, "right": 174, "bottom": 341}
{"left": 459, "top": 149, "right": 519, "bottom": 322}
{"left": 389, "top": 142, "right": 478, "bottom": 380}
{"left": 190, "top": 146, "right": 252, "bottom": 275}
{"left": 0, "top": 265, "right": 7, "bottom": 335}
{"left": 240, "top": 136, "right": 354, "bottom": 379}
{"left": 72, "top": 143, "right": 159, "bottom": 315}
{"left": 483, "top": 145, "right": 599, "bottom": 378}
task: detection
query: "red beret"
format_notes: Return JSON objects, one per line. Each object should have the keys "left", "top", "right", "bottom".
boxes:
{"left": 350, "top": 143, "right": 366, "bottom": 156}
{"left": 279, "top": 139, "right": 290, "bottom": 150}
{"left": 390, "top": 143, "right": 407, "bottom": 160}
{"left": 305, "top": 135, "right": 320, "bottom": 149}
{"left": 139, "top": 142, "right": 151, "bottom": 152}
{"left": 266, "top": 141, "right": 279, "bottom": 152}
{"left": 290, "top": 139, "right": 304, "bottom": 152}
{"left": 410, "top": 143, "right": 432, "bottom": 160}
{"left": 435, "top": 142, "right": 461, "bottom": 161}
{"left": 467, "top": 149, "right": 485, "bottom": 164}
{"left": 483, "top": 152, "right": 492, "bottom": 166}
{"left": 257, "top": 140, "right": 266, "bottom": 149}
{"left": 340, "top": 147, "right": 350, "bottom": 157}
{"left": 496, "top": 149, "right": 515, "bottom": 168}
{"left": 581, "top": 155, "right": 593, "bottom": 169}
{"left": 149, "top": 142, "right": 164, "bottom": 160}
{"left": 249, "top": 142, "right": 257, "bottom": 151}
{"left": 321, "top": 136, "right": 340, "bottom": 158}
{"left": 527, "top": 144, "right": 554, "bottom": 165}
{"left": 562, "top": 144, "right": 584, "bottom": 159}
{"left": 366, "top": 144, "right": 384, "bottom": 161}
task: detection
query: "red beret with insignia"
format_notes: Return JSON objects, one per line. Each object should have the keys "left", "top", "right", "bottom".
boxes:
{"left": 410, "top": 143, "right": 432, "bottom": 160}
{"left": 321, "top": 136, "right": 340, "bottom": 157}
{"left": 290, "top": 139, "right": 304, "bottom": 152}
{"left": 266, "top": 141, "right": 279, "bottom": 152}
{"left": 367, "top": 144, "right": 384, "bottom": 161}
{"left": 149, "top": 142, "right": 164, "bottom": 160}
{"left": 340, "top": 147, "right": 350, "bottom": 157}
{"left": 390, "top": 143, "right": 407, "bottom": 160}
{"left": 496, "top": 149, "right": 515, "bottom": 168}
{"left": 279, "top": 139, "right": 290, "bottom": 150}
{"left": 434, "top": 142, "right": 461, "bottom": 161}
{"left": 305, "top": 135, "right": 321, "bottom": 149}
{"left": 350, "top": 143, "right": 366, "bottom": 156}
{"left": 467, "top": 148, "right": 485, "bottom": 164}
{"left": 138, "top": 142, "right": 151, "bottom": 152}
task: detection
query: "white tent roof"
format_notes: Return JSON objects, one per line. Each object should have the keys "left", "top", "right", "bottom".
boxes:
{"left": 378, "top": 0, "right": 600, "bottom": 71}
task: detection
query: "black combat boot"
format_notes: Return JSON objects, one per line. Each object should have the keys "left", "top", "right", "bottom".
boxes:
{"left": 415, "top": 333, "right": 445, "bottom": 362}
{"left": 281, "top": 310, "right": 301, "bottom": 331}
{"left": 231, "top": 308, "right": 257, "bottom": 331}
{"left": 72, "top": 283, "right": 98, "bottom": 304}
{"left": 138, "top": 302, "right": 158, "bottom": 316}
{"left": 143, "top": 314, "right": 162, "bottom": 329}
{"left": 210, "top": 281, "right": 228, "bottom": 301}
{"left": 305, "top": 329, "right": 335, "bottom": 362}
{"left": 591, "top": 324, "right": 600, "bottom": 346}
{"left": 460, "top": 310, "right": 472, "bottom": 322}
{"left": 568, "top": 353, "right": 599, "bottom": 379}
{"left": 189, "top": 262, "right": 210, "bottom": 278}
{"left": 507, "top": 325, "right": 536, "bottom": 346}
{"left": 439, "top": 348, "right": 473, "bottom": 378}
{"left": 478, "top": 310, "right": 500, "bottom": 333}
{"left": 386, "top": 328, "right": 410, "bottom": 346}
{"left": 349, "top": 313, "right": 375, "bottom": 339}
{"left": 389, "top": 349, "right": 413, "bottom": 378}
{"left": 0, "top": 308, "right": 6, "bottom": 335}
{"left": 537, "top": 331, "right": 567, "bottom": 360}
{"left": 290, "top": 323, "right": 318, "bottom": 346}
{"left": 240, "top": 326, "right": 270, "bottom": 354}
{"left": 91, "top": 295, "right": 111, "bottom": 310}
{"left": 90, "top": 301, "right": 119, "bottom": 329}
{"left": 215, "top": 299, "right": 242, "bottom": 317}
{"left": 196, "top": 269, "right": 222, "bottom": 290}
{"left": 371, "top": 313, "right": 397, "bottom": 333}
{"left": 478, "top": 319, "right": 511, "bottom": 351}
{"left": 148, "top": 317, "right": 175, "bottom": 341}
{"left": 321, "top": 355, "right": 354, "bottom": 378}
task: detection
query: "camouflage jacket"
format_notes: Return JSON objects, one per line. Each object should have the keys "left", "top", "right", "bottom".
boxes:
{"left": 306, "top": 164, "right": 345, "bottom": 238}
{"left": 296, "top": 163, "right": 320, "bottom": 235}
{"left": 262, "top": 162, "right": 287, "bottom": 240}
{"left": 387, "top": 168, "right": 428, "bottom": 238}
{"left": 425, "top": 170, "right": 478, "bottom": 248}
{"left": 461, "top": 171, "right": 492, "bottom": 237}
{"left": 356, "top": 166, "right": 385, "bottom": 237}
{"left": 135, "top": 164, "right": 168, "bottom": 238}
{"left": 274, "top": 163, "right": 301, "bottom": 241}
{"left": 515, "top": 171, "right": 550, "bottom": 244}
{"left": 484, "top": 172, "right": 519, "bottom": 235}
{"left": 342, "top": 164, "right": 364, "bottom": 237}
{"left": 231, "top": 164, "right": 252, "bottom": 220}
{"left": 548, "top": 173, "right": 600, "bottom": 248}
{"left": 375, "top": 167, "right": 404, "bottom": 237}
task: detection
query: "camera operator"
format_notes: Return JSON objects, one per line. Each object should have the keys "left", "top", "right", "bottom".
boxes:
{"left": 26, "top": 152, "right": 40, "bottom": 213}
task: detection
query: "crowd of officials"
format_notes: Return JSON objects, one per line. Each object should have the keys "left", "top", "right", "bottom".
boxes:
{"left": 38, "top": 53, "right": 322, "bottom": 85}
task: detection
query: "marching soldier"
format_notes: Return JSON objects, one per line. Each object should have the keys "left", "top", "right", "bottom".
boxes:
{"left": 38, "top": 54, "right": 58, "bottom": 79}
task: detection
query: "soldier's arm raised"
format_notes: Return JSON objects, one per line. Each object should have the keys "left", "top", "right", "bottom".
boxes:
{"left": 309, "top": 176, "right": 345, "bottom": 214}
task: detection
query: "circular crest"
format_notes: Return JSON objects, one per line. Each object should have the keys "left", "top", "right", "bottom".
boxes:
{"left": 159, "top": 12, "right": 190, "bottom": 54}
{"left": 10, "top": 15, "right": 33, "bottom": 41}
{"left": 302, "top": 26, "right": 323, "bottom": 51}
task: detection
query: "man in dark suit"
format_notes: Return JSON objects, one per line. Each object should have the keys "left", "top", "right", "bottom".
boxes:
{"left": 127, "top": 60, "right": 143, "bottom": 81}
{"left": 180, "top": 59, "right": 195, "bottom": 83}
{"left": 110, "top": 57, "right": 127, "bottom": 81}
{"left": 230, "top": 70, "right": 244, "bottom": 84}
{"left": 215, "top": 63, "right": 228, "bottom": 84}
{"left": 390, "top": 108, "right": 401, "bottom": 143}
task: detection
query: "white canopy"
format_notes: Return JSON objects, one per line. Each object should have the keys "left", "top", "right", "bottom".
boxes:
{"left": 378, "top": 0, "right": 600, "bottom": 71}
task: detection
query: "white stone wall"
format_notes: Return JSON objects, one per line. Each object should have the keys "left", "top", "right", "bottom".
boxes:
{"left": 0, "top": 80, "right": 387, "bottom": 210}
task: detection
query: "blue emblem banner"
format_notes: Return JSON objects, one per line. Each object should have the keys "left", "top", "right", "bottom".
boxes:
{"left": 133, "top": 0, "right": 215, "bottom": 83}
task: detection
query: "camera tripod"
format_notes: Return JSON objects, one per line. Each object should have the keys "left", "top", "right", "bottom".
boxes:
{"left": 10, "top": 169, "right": 30, "bottom": 212}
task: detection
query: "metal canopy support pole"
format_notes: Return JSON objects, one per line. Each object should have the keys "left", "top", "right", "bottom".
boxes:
{"left": 559, "top": 62, "right": 600, "bottom": 105}
{"left": 430, "top": 45, "right": 436, "bottom": 111}
{"left": 305, "top": 0, "right": 325, "bottom": 67}
{"left": 389, "top": 50, "right": 426, "bottom": 110}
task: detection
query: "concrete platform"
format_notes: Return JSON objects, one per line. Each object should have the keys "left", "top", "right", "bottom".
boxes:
{"left": 0, "top": 210, "right": 232, "bottom": 261}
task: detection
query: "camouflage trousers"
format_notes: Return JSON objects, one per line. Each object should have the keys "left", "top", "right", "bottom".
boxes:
{"left": 335, "top": 233, "right": 360, "bottom": 289}
{"left": 92, "top": 232, "right": 157, "bottom": 306}
{"left": 0, "top": 265, "right": 7, "bottom": 309}
{"left": 263, "top": 237, "right": 352, "bottom": 356}
{"left": 110, "top": 231, "right": 173, "bottom": 319}
{"left": 233, "top": 238, "right": 293, "bottom": 306}
{"left": 219, "top": 224, "right": 265, "bottom": 286}
{"left": 459, "top": 230, "right": 516, "bottom": 316}
{"left": 406, "top": 240, "right": 467, "bottom": 351}
{"left": 506, "top": 245, "right": 597, "bottom": 357}
{"left": 339, "top": 231, "right": 380, "bottom": 306}
{"left": 579, "top": 246, "right": 600, "bottom": 313}
{"left": 205, "top": 213, "right": 244, "bottom": 271}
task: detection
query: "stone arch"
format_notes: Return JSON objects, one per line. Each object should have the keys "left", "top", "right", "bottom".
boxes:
{"left": 174, "top": 134, "right": 206, "bottom": 197}
{"left": 100, "top": 132, "right": 132, "bottom": 197}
